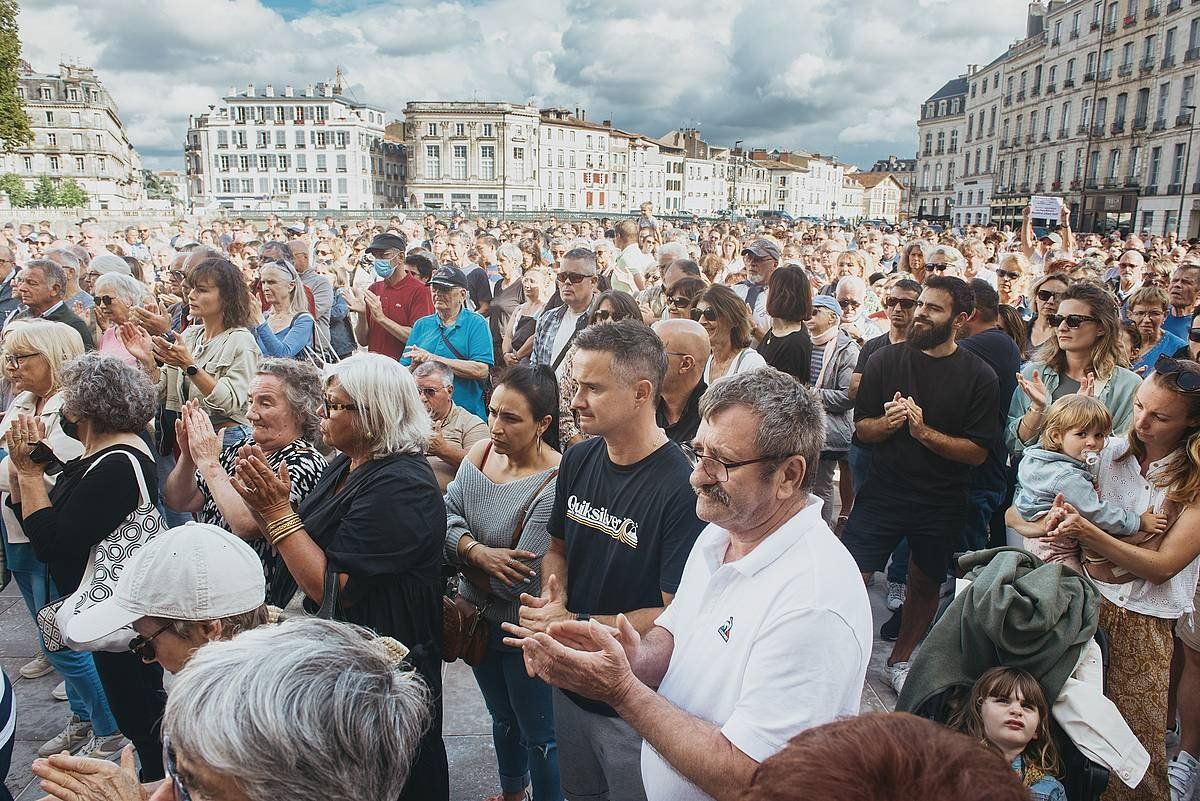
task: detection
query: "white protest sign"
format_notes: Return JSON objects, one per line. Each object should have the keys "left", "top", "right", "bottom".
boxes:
{"left": 1030, "top": 195, "right": 1063, "bottom": 219}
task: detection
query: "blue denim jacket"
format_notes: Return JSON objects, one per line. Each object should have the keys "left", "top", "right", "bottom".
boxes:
{"left": 1012, "top": 756, "right": 1067, "bottom": 801}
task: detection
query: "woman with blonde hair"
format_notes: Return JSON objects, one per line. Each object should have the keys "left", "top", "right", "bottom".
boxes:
{"left": 1024, "top": 273, "right": 1071, "bottom": 357}
{"left": 995, "top": 252, "right": 1030, "bottom": 315}
{"left": 899, "top": 241, "right": 928, "bottom": 283}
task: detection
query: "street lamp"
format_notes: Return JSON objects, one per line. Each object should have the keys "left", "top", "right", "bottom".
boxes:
{"left": 1178, "top": 105, "right": 1197, "bottom": 239}
{"left": 730, "top": 139, "right": 743, "bottom": 212}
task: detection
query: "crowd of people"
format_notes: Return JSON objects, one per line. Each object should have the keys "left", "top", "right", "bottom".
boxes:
{"left": 0, "top": 203, "right": 1195, "bottom": 801}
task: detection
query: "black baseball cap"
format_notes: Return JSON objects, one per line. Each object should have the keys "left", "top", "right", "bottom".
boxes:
{"left": 429, "top": 265, "right": 469, "bottom": 289}
{"left": 365, "top": 233, "right": 407, "bottom": 255}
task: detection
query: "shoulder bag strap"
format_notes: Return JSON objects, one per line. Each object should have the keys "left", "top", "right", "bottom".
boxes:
{"left": 550, "top": 330, "right": 577, "bottom": 372}
{"left": 509, "top": 469, "right": 559, "bottom": 549}
{"left": 316, "top": 561, "right": 340, "bottom": 619}
{"left": 438, "top": 324, "right": 469, "bottom": 362}
{"left": 83, "top": 448, "right": 152, "bottom": 508}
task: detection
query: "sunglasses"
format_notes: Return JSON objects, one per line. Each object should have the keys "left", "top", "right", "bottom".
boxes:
{"left": 557, "top": 272, "right": 593, "bottom": 284}
{"left": 996, "top": 270, "right": 1021, "bottom": 280}
{"left": 1155, "top": 354, "right": 1200, "bottom": 391}
{"left": 666, "top": 295, "right": 693, "bottom": 309}
{"left": 322, "top": 396, "right": 359, "bottom": 412}
{"left": 129, "top": 621, "right": 172, "bottom": 664}
{"left": 929, "top": 264, "right": 951, "bottom": 272}
{"left": 1190, "top": 329, "right": 1200, "bottom": 343}
{"left": 1036, "top": 289, "right": 1064, "bottom": 302}
{"left": 838, "top": 299, "right": 861, "bottom": 310}
{"left": 1047, "top": 313, "right": 1099, "bottom": 328}
{"left": 417, "top": 386, "right": 443, "bottom": 397}
{"left": 93, "top": 295, "right": 115, "bottom": 306}
{"left": 163, "top": 735, "right": 191, "bottom": 801}
{"left": 592, "top": 310, "right": 616, "bottom": 322}
{"left": 691, "top": 307, "right": 718, "bottom": 322}
{"left": 883, "top": 297, "right": 917, "bottom": 310}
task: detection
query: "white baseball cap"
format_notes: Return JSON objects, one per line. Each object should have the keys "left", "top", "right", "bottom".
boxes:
{"left": 66, "top": 523, "right": 266, "bottom": 645}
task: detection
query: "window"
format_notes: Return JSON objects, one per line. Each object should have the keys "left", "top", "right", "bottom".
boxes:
{"left": 426, "top": 122, "right": 438, "bottom": 137}
{"left": 454, "top": 123, "right": 466, "bottom": 137}
{"left": 258, "top": 155, "right": 271, "bottom": 170}
{"left": 1166, "top": 27, "right": 1178, "bottom": 60}
{"left": 44, "top": 111, "right": 52, "bottom": 124}
{"left": 74, "top": 156, "right": 85, "bottom": 172}
{"left": 49, "top": 156, "right": 59, "bottom": 172}
{"left": 1123, "top": 42, "right": 1134, "bottom": 66}
{"left": 1107, "top": 149, "right": 1121, "bottom": 180}
{"left": 1066, "top": 58, "right": 1076, "bottom": 80}
{"left": 1115, "top": 92, "right": 1128, "bottom": 124}
{"left": 337, "top": 178, "right": 347, "bottom": 194}
{"left": 1172, "top": 142, "right": 1187, "bottom": 184}
{"left": 296, "top": 154, "right": 307, "bottom": 172}
{"left": 238, "top": 155, "right": 251, "bottom": 171}
{"left": 336, "top": 154, "right": 347, "bottom": 172}
{"left": 1049, "top": 65, "right": 1058, "bottom": 85}
{"left": 1183, "top": 75, "right": 1196, "bottom": 113}
{"left": 66, "top": 87, "right": 79, "bottom": 102}
{"left": 1136, "top": 86, "right": 1151, "bottom": 119}
{"left": 218, "top": 155, "right": 230, "bottom": 171}
{"left": 950, "top": 129, "right": 959, "bottom": 150}
{"left": 482, "top": 123, "right": 494, "bottom": 137}
{"left": 315, "top": 154, "right": 327, "bottom": 172}
{"left": 1072, "top": 10, "right": 1082, "bottom": 33}
{"left": 481, "top": 145, "right": 495, "bottom": 180}
{"left": 46, "top": 133, "right": 56, "bottom": 147}
{"left": 97, "top": 156, "right": 105, "bottom": 174}
{"left": 452, "top": 145, "right": 467, "bottom": 179}
{"left": 39, "top": 86, "right": 51, "bottom": 100}
{"left": 1191, "top": 16, "right": 1200, "bottom": 49}
{"left": 1149, "top": 145, "right": 1163, "bottom": 185}
{"left": 1055, "top": 151, "right": 1066, "bottom": 182}
{"left": 317, "top": 179, "right": 330, "bottom": 193}
{"left": 256, "top": 131, "right": 270, "bottom": 148}
{"left": 1157, "top": 82, "right": 1172, "bottom": 121}
{"left": 14, "top": 87, "right": 22, "bottom": 99}
{"left": 1095, "top": 97, "right": 1108, "bottom": 127}
{"left": 425, "top": 144, "right": 440, "bottom": 176}
{"left": 1128, "top": 145, "right": 1141, "bottom": 180}
{"left": 298, "top": 179, "right": 311, "bottom": 193}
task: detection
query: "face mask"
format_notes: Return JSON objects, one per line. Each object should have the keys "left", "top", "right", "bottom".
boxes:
{"left": 61, "top": 417, "right": 79, "bottom": 440}
{"left": 373, "top": 258, "right": 395, "bottom": 279}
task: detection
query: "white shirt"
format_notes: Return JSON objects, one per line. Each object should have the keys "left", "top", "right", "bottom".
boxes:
{"left": 640, "top": 498, "right": 872, "bottom": 801}
{"left": 731, "top": 283, "right": 770, "bottom": 334}
{"left": 613, "top": 243, "right": 653, "bottom": 295}
{"left": 551, "top": 306, "right": 584, "bottom": 377}
{"left": 702, "top": 348, "right": 766, "bottom": 385}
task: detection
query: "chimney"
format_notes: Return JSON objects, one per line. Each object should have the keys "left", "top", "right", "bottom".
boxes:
{"left": 602, "top": 119, "right": 612, "bottom": 127}
{"left": 284, "top": 84, "right": 294, "bottom": 97}
{"left": 1027, "top": 1, "right": 1046, "bottom": 38}
{"left": 580, "top": 109, "right": 585, "bottom": 121}
{"left": 265, "top": 83, "right": 274, "bottom": 97}
{"left": 246, "top": 82, "right": 255, "bottom": 97}
{"left": 228, "top": 85, "right": 237, "bottom": 98}
{"left": 323, "top": 83, "right": 333, "bottom": 97}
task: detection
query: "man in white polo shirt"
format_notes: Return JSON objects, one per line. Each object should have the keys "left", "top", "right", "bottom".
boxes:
{"left": 504, "top": 367, "right": 872, "bottom": 801}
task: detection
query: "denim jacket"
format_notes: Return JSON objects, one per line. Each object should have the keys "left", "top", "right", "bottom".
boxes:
{"left": 1006, "top": 362, "right": 1141, "bottom": 457}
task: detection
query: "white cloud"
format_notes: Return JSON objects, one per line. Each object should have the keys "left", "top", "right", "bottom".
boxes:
{"left": 17, "top": 0, "right": 1029, "bottom": 169}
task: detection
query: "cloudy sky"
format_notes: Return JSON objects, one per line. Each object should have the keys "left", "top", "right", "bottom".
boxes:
{"left": 19, "top": 0, "right": 1030, "bottom": 172}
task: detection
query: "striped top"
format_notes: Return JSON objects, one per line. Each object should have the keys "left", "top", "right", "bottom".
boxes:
{"left": 443, "top": 457, "right": 558, "bottom": 625}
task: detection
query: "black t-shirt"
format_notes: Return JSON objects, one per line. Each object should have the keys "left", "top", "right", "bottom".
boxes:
{"left": 465, "top": 266, "right": 493, "bottom": 311}
{"left": 757, "top": 327, "right": 813, "bottom": 384}
{"left": 854, "top": 342, "right": 999, "bottom": 504}
{"left": 959, "top": 328, "right": 1021, "bottom": 494}
{"left": 549, "top": 436, "right": 705, "bottom": 713}
{"left": 850, "top": 333, "right": 896, "bottom": 447}
{"left": 656, "top": 381, "right": 707, "bottom": 444}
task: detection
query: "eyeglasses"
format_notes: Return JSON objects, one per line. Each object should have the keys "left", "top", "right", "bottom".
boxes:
{"left": 557, "top": 272, "right": 593, "bottom": 284}
{"left": 316, "top": 251, "right": 331, "bottom": 257}
{"left": 928, "top": 264, "right": 952, "bottom": 272}
{"left": 168, "top": 270, "right": 187, "bottom": 281}
{"left": 1155, "top": 354, "right": 1200, "bottom": 391}
{"left": 666, "top": 295, "right": 693, "bottom": 309}
{"left": 681, "top": 442, "right": 788, "bottom": 483}
{"left": 883, "top": 297, "right": 917, "bottom": 310}
{"left": 322, "top": 396, "right": 359, "bottom": 413}
{"left": 1047, "top": 313, "right": 1099, "bottom": 328}
{"left": 129, "top": 621, "right": 172, "bottom": 664}
{"left": 93, "top": 295, "right": 115, "bottom": 306}
{"left": 691, "top": 307, "right": 718, "bottom": 322}
{"left": 417, "top": 386, "right": 445, "bottom": 398}
{"left": 1036, "top": 289, "right": 1064, "bottom": 302}
{"left": 163, "top": 735, "right": 192, "bottom": 801}
{"left": 838, "top": 298, "right": 861, "bottom": 310}
{"left": 996, "top": 270, "right": 1022, "bottom": 280}
{"left": 3, "top": 352, "right": 39, "bottom": 369}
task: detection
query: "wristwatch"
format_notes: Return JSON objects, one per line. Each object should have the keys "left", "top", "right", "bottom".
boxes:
{"left": 185, "top": 364, "right": 199, "bottom": 376}
{"left": 575, "top": 613, "right": 590, "bottom": 622}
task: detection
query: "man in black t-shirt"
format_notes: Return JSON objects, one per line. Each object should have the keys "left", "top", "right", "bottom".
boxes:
{"left": 652, "top": 319, "right": 710, "bottom": 444}
{"left": 842, "top": 276, "right": 998, "bottom": 697}
{"left": 512, "top": 320, "right": 704, "bottom": 801}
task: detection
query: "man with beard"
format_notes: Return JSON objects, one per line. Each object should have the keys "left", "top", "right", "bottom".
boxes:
{"left": 732, "top": 238, "right": 782, "bottom": 340}
{"left": 841, "top": 275, "right": 998, "bottom": 695}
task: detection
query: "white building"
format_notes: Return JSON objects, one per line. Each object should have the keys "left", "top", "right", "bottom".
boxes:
{"left": 850, "top": 172, "right": 904, "bottom": 222}
{"left": 840, "top": 172, "right": 865, "bottom": 222}
{"left": 185, "top": 80, "right": 402, "bottom": 212}
{"left": 729, "top": 149, "right": 771, "bottom": 213}
{"left": 914, "top": 75, "right": 968, "bottom": 221}
{"left": 5, "top": 61, "right": 144, "bottom": 209}
{"left": 657, "top": 129, "right": 728, "bottom": 215}
{"left": 536, "top": 108, "right": 614, "bottom": 212}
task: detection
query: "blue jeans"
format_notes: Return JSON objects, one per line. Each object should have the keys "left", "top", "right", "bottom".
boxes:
{"left": 3, "top": 539, "right": 118, "bottom": 735}
{"left": 472, "top": 624, "right": 561, "bottom": 801}
{"left": 963, "top": 487, "right": 1006, "bottom": 554}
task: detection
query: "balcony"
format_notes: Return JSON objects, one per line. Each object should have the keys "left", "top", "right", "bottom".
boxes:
{"left": 1178, "top": 112, "right": 1196, "bottom": 127}
{"left": 934, "top": 147, "right": 945, "bottom": 155}
{"left": 1017, "top": 90, "right": 1026, "bottom": 101}
{"left": 1104, "top": 21, "right": 1118, "bottom": 33}
{"left": 1041, "top": 132, "right": 1052, "bottom": 141}
{"left": 1168, "top": 0, "right": 1182, "bottom": 11}
{"left": 1077, "top": 124, "right": 1091, "bottom": 135}
{"left": 1070, "top": 28, "right": 1081, "bottom": 39}
{"left": 1070, "top": 179, "right": 1082, "bottom": 189}
{"left": 1144, "top": 185, "right": 1159, "bottom": 195}
{"left": 1026, "top": 133, "right": 1037, "bottom": 144}
{"left": 1169, "top": 183, "right": 1183, "bottom": 194}
{"left": 1098, "top": 69, "right": 1112, "bottom": 81}
{"left": 1052, "top": 180, "right": 1063, "bottom": 190}
{"left": 1119, "top": 63, "right": 1133, "bottom": 77}
{"left": 1083, "top": 71, "right": 1096, "bottom": 83}
{"left": 1035, "top": 183, "right": 1046, "bottom": 192}
{"left": 1091, "top": 123, "right": 1107, "bottom": 136}
{"left": 948, "top": 144, "right": 958, "bottom": 153}
{"left": 922, "top": 148, "right": 932, "bottom": 156}
{"left": 1163, "top": 55, "right": 1177, "bottom": 67}
{"left": 1141, "top": 56, "right": 1156, "bottom": 73}
{"left": 1104, "top": 178, "right": 1122, "bottom": 188}
{"left": 1112, "top": 120, "right": 1126, "bottom": 134}
{"left": 1047, "top": 82, "right": 1057, "bottom": 94}
{"left": 1126, "top": 178, "right": 1141, "bottom": 188}
{"left": 1194, "top": 181, "right": 1200, "bottom": 193}
{"left": 944, "top": 183, "right": 955, "bottom": 191}
{"left": 1085, "top": 179, "right": 1099, "bottom": 189}
{"left": 1154, "top": 118, "right": 1168, "bottom": 130}
{"left": 1058, "top": 127, "right": 1070, "bottom": 138}
{"left": 1187, "top": 47, "right": 1200, "bottom": 62}
{"left": 1148, "top": 1, "right": 1162, "bottom": 15}
{"left": 1032, "top": 86, "right": 1041, "bottom": 97}
{"left": 1125, "top": 13, "right": 1138, "bottom": 25}
{"left": 1051, "top": 36, "right": 1061, "bottom": 45}
{"left": 1090, "top": 19, "right": 1101, "bottom": 29}
{"left": 1004, "top": 94, "right": 1013, "bottom": 106}
{"left": 1064, "top": 78, "right": 1077, "bottom": 89}
{"left": 1134, "top": 115, "right": 1149, "bottom": 130}
{"left": 1020, "top": 182, "right": 1031, "bottom": 192}
{"left": 987, "top": 127, "right": 995, "bottom": 136}
{"left": 999, "top": 138, "right": 1010, "bottom": 149}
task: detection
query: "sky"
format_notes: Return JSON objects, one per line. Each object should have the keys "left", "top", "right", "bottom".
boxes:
{"left": 18, "top": 0, "right": 1031, "bottom": 172}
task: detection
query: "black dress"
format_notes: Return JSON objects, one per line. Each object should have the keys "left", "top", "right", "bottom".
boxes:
{"left": 487, "top": 278, "right": 525, "bottom": 365}
{"left": 298, "top": 452, "right": 449, "bottom": 801}
{"left": 758, "top": 325, "right": 814, "bottom": 384}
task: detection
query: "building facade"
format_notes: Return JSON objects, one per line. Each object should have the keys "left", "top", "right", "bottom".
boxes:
{"left": 870, "top": 155, "right": 918, "bottom": 220}
{"left": 851, "top": 173, "right": 904, "bottom": 222}
{"left": 5, "top": 61, "right": 144, "bottom": 210}
{"left": 914, "top": 75, "right": 969, "bottom": 222}
{"left": 185, "top": 80, "right": 402, "bottom": 212}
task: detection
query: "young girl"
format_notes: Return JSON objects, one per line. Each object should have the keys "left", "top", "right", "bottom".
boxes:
{"left": 1013, "top": 394, "right": 1166, "bottom": 571}
{"left": 952, "top": 667, "right": 1067, "bottom": 801}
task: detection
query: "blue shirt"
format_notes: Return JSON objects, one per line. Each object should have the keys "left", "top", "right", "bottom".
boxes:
{"left": 1132, "top": 329, "right": 1187, "bottom": 375}
{"left": 402, "top": 309, "right": 494, "bottom": 419}
{"left": 1163, "top": 308, "right": 1193, "bottom": 342}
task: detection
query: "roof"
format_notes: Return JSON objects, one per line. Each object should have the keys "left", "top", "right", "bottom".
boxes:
{"left": 851, "top": 173, "right": 903, "bottom": 191}
{"left": 760, "top": 159, "right": 806, "bottom": 172}
{"left": 925, "top": 76, "right": 968, "bottom": 103}
{"left": 538, "top": 108, "right": 612, "bottom": 132}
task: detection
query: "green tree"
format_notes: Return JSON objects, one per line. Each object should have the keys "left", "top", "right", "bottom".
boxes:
{"left": 0, "top": 171, "right": 26, "bottom": 206}
{"left": 0, "top": 0, "right": 32, "bottom": 152}
{"left": 56, "top": 177, "right": 87, "bottom": 207}
{"left": 142, "top": 169, "right": 178, "bottom": 201}
{"left": 30, "top": 175, "right": 56, "bottom": 207}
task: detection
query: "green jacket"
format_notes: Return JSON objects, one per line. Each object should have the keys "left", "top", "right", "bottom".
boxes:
{"left": 896, "top": 548, "right": 1098, "bottom": 714}
{"left": 1006, "top": 362, "right": 1141, "bottom": 456}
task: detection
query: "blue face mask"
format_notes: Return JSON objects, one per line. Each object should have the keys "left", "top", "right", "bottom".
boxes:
{"left": 372, "top": 258, "right": 395, "bottom": 279}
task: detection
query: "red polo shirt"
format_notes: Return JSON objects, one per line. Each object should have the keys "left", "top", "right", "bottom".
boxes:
{"left": 365, "top": 274, "right": 434, "bottom": 358}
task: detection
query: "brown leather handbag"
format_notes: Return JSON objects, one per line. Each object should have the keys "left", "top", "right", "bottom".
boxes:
{"left": 442, "top": 469, "right": 558, "bottom": 666}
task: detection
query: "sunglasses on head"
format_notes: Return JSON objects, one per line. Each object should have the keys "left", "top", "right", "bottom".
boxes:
{"left": 1047, "top": 313, "right": 1098, "bottom": 328}
{"left": 996, "top": 269, "right": 1021, "bottom": 280}
{"left": 1036, "top": 289, "right": 1064, "bottom": 302}
{"left": 1155, "top": 354, "right": 1200, "bottom": 391}
{"left": 557, "top": 272, "right": 593, "bottom": 284}
{"left": 691, "top": 307, "right": 718, "bottom": 322}
{"left": 883, "top": 297, "right": 917, "bottom": 310}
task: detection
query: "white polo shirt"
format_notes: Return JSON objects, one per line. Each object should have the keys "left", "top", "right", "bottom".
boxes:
{"left": 639, "top": 498, "right": 872, "bottom": 801}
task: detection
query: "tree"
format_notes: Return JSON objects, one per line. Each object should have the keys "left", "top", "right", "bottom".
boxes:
{"left": 0, "top": 171, "right": 26, "bottom": 206}
{"left": 56, "top": 177, "right": 88, "bottom": 208}
{"left": 30, "top": 176, "right": 56, "bottom": 207}
{"left": 0, "top": 0, "right": 32, "bottom": 152}
{"left": 142, "top": 169, "right": 178, "bottom": 201}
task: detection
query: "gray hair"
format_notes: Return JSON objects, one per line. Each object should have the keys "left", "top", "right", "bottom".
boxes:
{"left": 591, "top": 238, "right": 616, "bottom": 257}
{"left": 412, "top": 360, "right": 454, "bottom": 388}
{"left": 835, "top": 275, "right": 867, "bottom": 298}
{"left": 658, "top": 241, "right": 689, "bottom": 262}
{"left": 699, "top": 367, "right": 825, "bottom": 489}
{"left": 164, "top": 617, "right": 431, "bottom": 801}
{"left": 94, "top": 272, "right": 149, "bottom": 307}
{"left": 562, "top": 247, "right": 598, "bottom": 272}
{"left": 256, "top": 358, "right": 323, "bottom": 443}
{"left": 87, "top": 252, "right": 131, "bottom": 277}
{"left": 925, "top": 244, "right": 966, "bottom": 270}
{"left": 45, "top": 247, "right": 81, "bottom": 272}
{"left": 61, "top": 352, "right": 157, "bottom": 434}
{"left": 573, "top": 319, "right": 667, "bottom": 397}
{"left": 24, "top": 258, "right": 67, "bottom": 297}
{"left": 259, "top": 260, "right": 309, "bottom": 318}
{"left": 326, "top": 353, "right": 431, "bottom": 457}
{"left": 496, "top": 242, "right": 522, "bottom": 265}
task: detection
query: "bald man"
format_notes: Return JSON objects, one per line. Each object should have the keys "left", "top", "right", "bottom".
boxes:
{"left": 288, "top": 238, "right": 333, "bottom": 350}
{"left": 652, "top": 318, "right": 711, "bottom": 443}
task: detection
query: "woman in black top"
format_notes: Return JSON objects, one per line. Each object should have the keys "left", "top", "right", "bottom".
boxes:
{"left": 233, "top": 352, "right": 448, "bottom": 801}
{"left": 757, "top": 264, "right": 813, "bottom": 383}
{"left": 8, "top": 353, "right": 166, "bottom": 780}
{"left": 489, "top": 243, "right": 526, "bottom": 368}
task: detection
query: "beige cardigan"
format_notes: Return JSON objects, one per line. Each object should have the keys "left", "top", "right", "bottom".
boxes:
{"left": 158, "top": 325, "right": 258, "bottom": 428}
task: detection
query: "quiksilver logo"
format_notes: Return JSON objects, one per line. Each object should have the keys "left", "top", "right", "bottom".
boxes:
{"left": 565, "top": 495, "right": 639, "bottom": 548}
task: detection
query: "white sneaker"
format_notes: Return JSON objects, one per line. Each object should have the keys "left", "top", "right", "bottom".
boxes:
{"left": 20, "top": 652, "right": 53, "bottom": 680}
{"left": 51, "top": 680, "right": 67, "bottom": 701}
{"left": 886, "top": 661, "right": 911, "bottom": 695}
{"left": 886, "top": 581, "right": 906, "bottom": 611}
{"left": 1169, "top": 751, "right": 1198, "bottom": 801}
{"left": 37, "top": 714, "right": 91, "bottom": 757}
{"left": 81, "top": 732, "right": 128, "bottom": 761}
{"left": 1168, "top": 725, "right": 1182, "bottom": 753}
